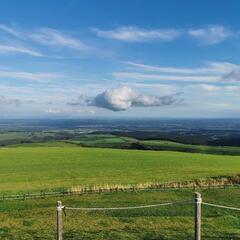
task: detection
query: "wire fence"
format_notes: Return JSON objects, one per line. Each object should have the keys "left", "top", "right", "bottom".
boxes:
{"left": 64, "top": 199, "right": 192, "bottom": 211}
{"left": 1, "top": 183, "right": 239, "bottom": 201}
{"left": 202, "top": 202, "right": 240, "bottom": 211}
{"left": 56, "top": 192, "right": 240, "bottom": 240}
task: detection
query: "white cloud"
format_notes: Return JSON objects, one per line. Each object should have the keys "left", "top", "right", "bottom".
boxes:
{"left": 0, "top": 24, "right": 21, "bottom": 37}
{"left": 119, "top": 61, "right": 240, "bottom": 83}
{"left": 126, "top": 61, "right": 237, "bottom": 75}
{"left": 93, "top": 25, "right": 235, "bottom": 45}
{"left": 93, "top": 26, "right": 181, "bottom": 42}
{"left": 113, "top": 71, "right": 220, "bottom": 83}
{"left": 45, "top": 108, "right": 62, "bottom": 113}
{"left": 188, "top": 26, "right": 232, "bottom": 45}
{"left": 0, "top": 44, "right": 43, "bottom": 56}
{"left": 0, "top": 24, "right": 93, "bottom": 55}
{"left": 0, "top": 70, "right": 63, "bottom": 81}
{"left": 70, "top": 86, "right": 182, "bottom": 111}
{"left": 29, "top": 28, "right": 91, "bottom": 50}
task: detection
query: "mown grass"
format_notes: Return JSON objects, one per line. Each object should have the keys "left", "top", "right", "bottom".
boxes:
{"left": 0, "top": 145, "right": 240, "bottom": 194}
{"left": 0, "top": 188, "right": 239, "bottom": 239}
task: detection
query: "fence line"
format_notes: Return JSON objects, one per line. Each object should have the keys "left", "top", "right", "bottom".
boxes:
{"left": 1, "top": 183, "right": 240, "bottom": 201}
{"left": 56, "top": 192, "right": 240, "bottom": 240}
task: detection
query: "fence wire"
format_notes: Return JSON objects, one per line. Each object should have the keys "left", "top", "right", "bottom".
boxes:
{"left": 64, "top": 199, "right": 192, "bottom": 211}
{"left": 202, "top": 202, "right": 240, "bottom": 211}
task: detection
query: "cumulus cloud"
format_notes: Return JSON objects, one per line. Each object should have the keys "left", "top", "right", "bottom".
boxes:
{"left": 69, "top": 86, "right": 183, "bottom": 111}
{"left": 92, "top": 26, "right": 181, "bottom": 42}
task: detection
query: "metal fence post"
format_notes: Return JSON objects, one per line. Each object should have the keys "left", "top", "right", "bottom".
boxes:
{"left": 56, "top": 201, "right": 63, "bottom": 240}
{"left": 195, "top": 192, "right": 202, "bottom": 240}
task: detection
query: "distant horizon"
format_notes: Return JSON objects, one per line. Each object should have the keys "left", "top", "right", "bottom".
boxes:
{"left": 1, "top": 117, "right": 240, "bottom": 121}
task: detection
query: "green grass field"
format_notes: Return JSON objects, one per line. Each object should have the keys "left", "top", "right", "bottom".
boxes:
{"left": 0, "top": 188, "right": 239, "bottom": 240}
{"left": 64, "top": 133, "right": 240, "bottom": 155}
{"left": 3, "top": 131, "right": 240, "bottom": 155}
{"left": 0, "top": 141, "right": 239, "bottom": 239}
{"left": 0, "top": 144, "right": 240, "bottom": 194}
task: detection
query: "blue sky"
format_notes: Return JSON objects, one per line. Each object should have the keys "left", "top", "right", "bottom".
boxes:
{"left": 1, "top": 0, "right": 240, "bottom": 118}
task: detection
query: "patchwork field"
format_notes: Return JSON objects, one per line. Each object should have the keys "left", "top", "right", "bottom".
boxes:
{"left": 0, "top": 144, "right": 240, "bottom": 194}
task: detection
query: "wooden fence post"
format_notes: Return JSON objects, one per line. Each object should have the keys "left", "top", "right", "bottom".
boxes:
{"left": 195, "top": 192, "right": 202, "bottom": 240}
{"left": 56, "top": 201, "right": 63, "bottom": 240}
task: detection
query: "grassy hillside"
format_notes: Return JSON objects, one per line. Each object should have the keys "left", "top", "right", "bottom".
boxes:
{"left": 0, "top": 188, "right": 239, "bottom": 240}
{"left": 0, "top": 144, "right": 239, "bottom": 194}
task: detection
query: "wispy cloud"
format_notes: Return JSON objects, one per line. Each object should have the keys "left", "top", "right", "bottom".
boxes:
{"left": 201, "top": 84, "right": 240, "bottom": 92}
{"left": 188, "top": 26, "right": 232, "bottom": 45}
{"left": 92, "top": 26, "right": 181, "bottom": 42}
{"left": 0, "top": 24, "right": 22, "bottom": 37}
{"left": 29, "top": 28, "right": 91, "bottom": 50}
{"left": 126, "top": 61, "right": 237, "bottom": 75}
{"left": 0, "top": 24, "right": 93, "bottom": 57}
{"left": 0, "top": 70, "right": 63, "bottom": 81}
{"left": 119, "top": 61, "right": 240, "bottom": 83}
{"left": 93, "top": 25, "right": 234, "bottom": 45}
{"left": 114, "top": 71, "right": 220, "bottom": 83}
{"left": 0, "top": 44, "right": 43, "bottom": 56}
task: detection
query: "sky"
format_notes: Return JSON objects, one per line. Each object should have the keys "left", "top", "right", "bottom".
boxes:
{"left": 1, "top": 0, "right": 240, "bottom": 118}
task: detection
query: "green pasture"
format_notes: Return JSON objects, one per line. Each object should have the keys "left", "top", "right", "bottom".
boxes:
{"left": 64, "top": 133, "right": 240, "bottom": 155}
{"left": 2, "top": 131, "right": 240, "bottom": 155}
{"left": 0, "top": 145, "right": 239, "bottom": 194}
{"left": 0, "top": 188, "right": 239, "bottom": 239}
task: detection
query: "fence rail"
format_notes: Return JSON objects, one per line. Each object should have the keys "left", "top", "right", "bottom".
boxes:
{"left": 1, "top": 183, "right": 240, "bottom": 201}
{"left": 56, "top": 192, "right": 240, "bottom": 240}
